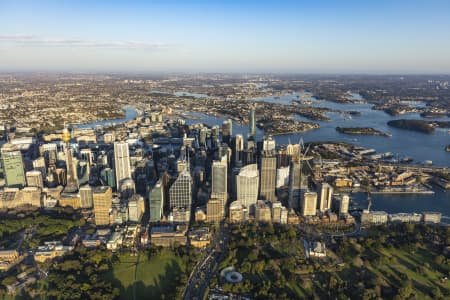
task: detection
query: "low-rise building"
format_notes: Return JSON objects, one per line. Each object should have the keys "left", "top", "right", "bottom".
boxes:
{"left": 309, "top": 241, "right": 326, "bottom": 257}
{"left": 34, "top": 241, "right": 73, "bottom": 263}
{"left": 107, "top": 231, "right": 123, "bottom": 251}
{"left": 255, "top": 200, "right": 271, "bottom": 222}
{"left": 189, "top": 227, "right": 210, "bottom": 248}
{"left": 389, "top": 213, "right": 422, "bottom": 223}
{"left": 150, "top": 225, "right": 187, "bottom": 247}
{"left": 361, "top": 210, "right": 388, "bottom": 225}
{"left": 0, "top": 250, "right": 20, "bottom": 271}
{"left": 422, "top": 211, "right": 442, "bottom": 224}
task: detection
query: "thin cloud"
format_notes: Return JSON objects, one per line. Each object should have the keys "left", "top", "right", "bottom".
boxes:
{"left": 0, "top": 34, "right": 176, "bottom": 50}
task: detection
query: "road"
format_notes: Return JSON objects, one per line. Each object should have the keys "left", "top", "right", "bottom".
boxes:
{"left": 182, "top": 223, "right": 228, "bottom": 300}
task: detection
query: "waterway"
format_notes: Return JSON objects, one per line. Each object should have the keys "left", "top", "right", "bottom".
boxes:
{"left": 77, "top": 94, "right": 450, "bottom": 216}
{"left": 183, "top": 92, "right": 450, "bottom": 217}
{"left": 73, "top": 106, "right": 139, "bottom": 129}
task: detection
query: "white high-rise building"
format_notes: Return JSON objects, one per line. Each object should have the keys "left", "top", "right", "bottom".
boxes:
{"left": 340, "top": 194, "right": 350, "bottom": 216}
{"left": 114, "top": 142, "right": 131, "bottom": 189}
{"left": 318, "top": 182, "right": 333, "bottom": 212}
{"left": 236, "top": 164, "right": 259, "bottom": 209}
{"left": 79, "top": 185, "right": 93, "bottom": 208}
{"left": 301, "top": 191, "right": 317, "bottom": 216}
{"left": 276, "top": 166, "right": 290, "bottom": 188}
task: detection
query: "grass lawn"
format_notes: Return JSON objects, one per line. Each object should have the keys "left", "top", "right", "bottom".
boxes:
{"left": 336, "top": 245, "right": 450, "bottom": 299}
{"left": 103, "top": 249, "right": 185, "bottom": 300}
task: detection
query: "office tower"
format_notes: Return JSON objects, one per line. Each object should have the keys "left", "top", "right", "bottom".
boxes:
{"left": 260, "top": 148, "right": 277, "bottom": 202}
{"left": 26, "top": 170, "right": 44, "bottom": 188}
{"left": 234, "top": 134, "right": 244, "bottom": 165}
{"left": 248, "top": 105, "right": 256, "bottom": 140}
{"left": 41, "top": 143, "right": 58, "bottom": 168}
{"left": 113, "top": 142, "right": 131, "bottom": 189}
{"left": 301, "top": 191, "right": 317, "bottom": 216}
{"left": 1, "top": 144, "right": 26, "bottom": 188}
{"left": 103, "top": 133, "right": 115, "bottom": 144}
{"left": 77, "top": 161, "right": 89, "bottom": 185}
{"left": 120, "top": 178, "right": 135, "bottom": 200}
{"left": 93, "top": 186, "right": 113, "bottom": 226}
{"left": 340, "top": 194, "right": 350, "bottom": 216}
{"left": 54, "top": 168, "right": 67, "bottom": 186}
{"left": 169, "top": 170, "right": 192, "bottom": 220}
{"left": 276, "top": 166, "right": 290, "bottom": 188}
{"left": 100, "top": 168, "right": 116, "bottom": 189}
{"left": 128, "top": 194, "right": 145, "bottom": 222}
{"left": 211, "top": 125, "right": 220, "bottom": 140}
{"left": 149, "top": 180, "right": 164, "bottom": 222}
{"left": 80, "top": 148, "right": 94, "bottom": 167}
{"left": 62, "top": 127, "right": 78, "bottom": 193}
{"left": 318, "top": 182, "right": 333, "bottom": 212}
{"left": 211, "top": 159, "right": 227, "bottom": 206}
{"left": 288, "top": 159, "right": 301, "bottom": 209}
{"left": 207, "top": 198, "right": 224, "bottom": 223}
{"left": 199, "top": 127, "right": 208, "bottom": 146}
{"left": 262, "top": 135, "right": 276, "bottom": 151}
{"left": 32, "top": 157, "right": 47, "bottom": 178}
{"left": 288, "top": 155, "right": 309, "bottom": 209}
{"left": 222, "top": 119, "right": 232, "bottom": 144}
{"left": 243, "top": 146, "right": 255, "bottom": 165}
{"left": 236, "top": 164, "right": 259, "bottom": 209}
{"left": 79, "top": 185, "right": 93, "bottom": 208}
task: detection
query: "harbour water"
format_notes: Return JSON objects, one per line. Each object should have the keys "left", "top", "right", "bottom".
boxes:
{"left": 78, "top": 95, "right": 450, "bottom": 216}
{"left": 73, "top": 106, "right": 139, "bottom": 129}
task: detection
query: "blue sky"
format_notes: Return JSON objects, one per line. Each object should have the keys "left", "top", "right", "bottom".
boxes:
{"left": 1, "top": 0, "right": 449, "bottom": 73}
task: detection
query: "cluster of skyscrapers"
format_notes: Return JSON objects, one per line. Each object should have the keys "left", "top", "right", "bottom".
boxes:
{"left": 0, "top": 107, "right": 350, "bottom": 228}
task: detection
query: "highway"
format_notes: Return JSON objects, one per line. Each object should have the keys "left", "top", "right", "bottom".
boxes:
{"left": 182, "top": 223, "right": 228, "bottom": 300}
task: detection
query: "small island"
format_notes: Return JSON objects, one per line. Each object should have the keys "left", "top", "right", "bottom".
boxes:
{"left": 336, "top": 126, "right": 391, "bottom": 137}
{"left": 387, "top": 119, "right": 434, "bottom": 133}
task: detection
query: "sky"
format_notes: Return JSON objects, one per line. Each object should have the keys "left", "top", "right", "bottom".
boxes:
{"left": 1, "top": 0, "right": 450, "bottom": 73}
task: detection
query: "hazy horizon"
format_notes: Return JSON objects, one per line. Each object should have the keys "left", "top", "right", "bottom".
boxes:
{"left": 1, "top": 0, "right": 450, "bottom": 74}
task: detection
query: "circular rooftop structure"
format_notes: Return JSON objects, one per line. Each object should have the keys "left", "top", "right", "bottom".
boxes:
{"left": 220, "top": 267, "right": 243, "bottom": 284}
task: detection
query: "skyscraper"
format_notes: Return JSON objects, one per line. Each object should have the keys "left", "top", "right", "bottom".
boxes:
{"left": 236, "top": 164, "right": 259, "bottom": 209}
{"left": 149, "top": 180, "right": 164, "bottom": 222}
{"left": 100, "top": 168, "right": 116, "bottom": 189}
{"left": 1, "top": 144, "right": 26, "bottom": 188}
{"left": 93, "top": 186, "right": 112, "bottom": 226}
{"left": 260, "top": 151, "right": 277, "bottom": 202}
{"left": 318, "top": 182, "right": 333, "bottom": 212}
{"left": 222, "top": 119, "right": 232, "bottom": 145}
{"left": 206, "top": 198, "right": 224, "bottom": 223}
{"left": 62, "top": 127, "right": 78, "bottom": 193}
{"left": 301, "top": 191, "right": 317, "bottom": 216}
{"left": 234, "top": 134, "right": 244, "bottom": 165}
{"left": 248, "top": 105, "right": 256, "bottom": 140}
{"left": 262, "top": 135, "right": 276, "bottom": 151}
{"left": 79, "top": 185, "right": 93, "bottom": 209}
{"left": 340, "top": 194, "right": 350, "bottom": 216}
{"left": 114, "top": 142, "right": 131, "bottom": 189}
{"left": 211, "top": 158, "right": 227, "bottom": 206}
{"left": 169, "top": 170, "right": 192, "bottom": 217}
{"left": 288, "top": 159, "right": 301, "bottom": 209}
{"left": 259, "top": 135, "right": 276, "bottom": 202}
